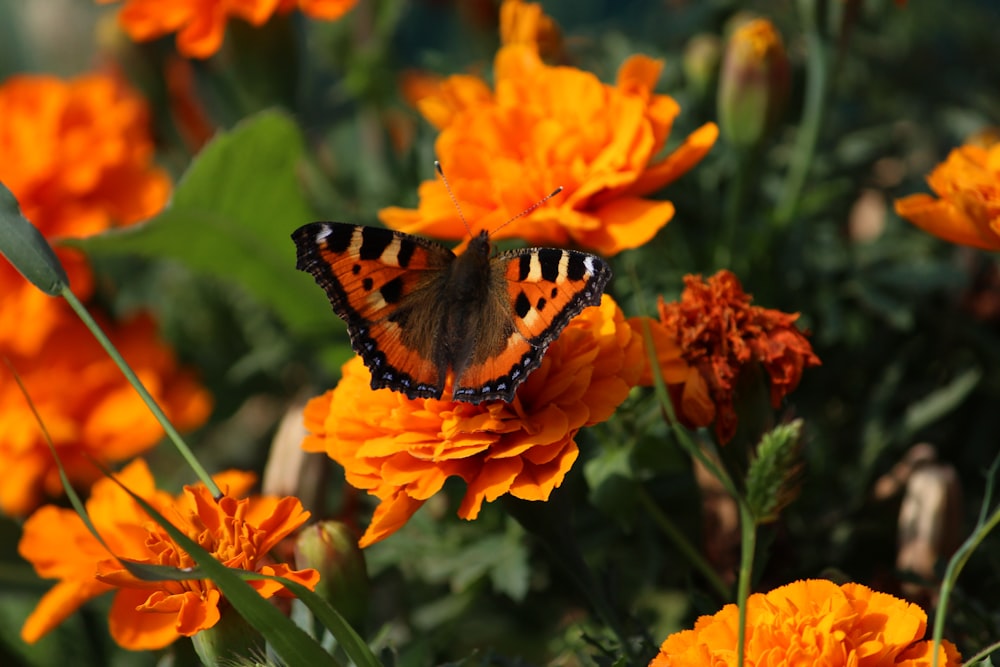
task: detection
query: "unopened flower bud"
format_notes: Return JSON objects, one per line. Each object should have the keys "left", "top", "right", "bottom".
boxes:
{"left": 294, "top": 521, "right": 368, "bottom": 630}
{"left": 682, "top": 34, "right": 722, "bottom": 102}
{"left": 717, "top": 18, "right": 789, "bottom": 149}
{"left": 0, "top": 183, "right": 68, "bottom": 295}
{"left": 191, "top": 604, "right": 264, "bottom": 666}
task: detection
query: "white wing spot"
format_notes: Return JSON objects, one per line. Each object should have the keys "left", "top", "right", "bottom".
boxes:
{"left": 557, "top": 252, "right": 569, "bottom": 283}
{"left": 347, "top": 227, "right": 365, "bottom": 256}
{"left": 381, "top": 238, "right": 402, "bottom": 267}
{"left": 527, "top": 254, "right": 544, "bottom": 281}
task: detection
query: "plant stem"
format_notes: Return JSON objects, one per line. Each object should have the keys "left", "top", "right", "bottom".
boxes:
{"left": 718, "top": 148, "right": 756, "bottom": 271}
{"left": 775, "top": 0, "right": 828, "bottom": 227}
{"left": 931, "top": 452, "right": 1000, "bottom": 667}
{"left": 60, "top": 286, "right": 220, "bottom": 497}
{"left": 735, "top": 503, "right": 757, "bottom": 667}
{"left": 635, "top": 484, "right": 731, "bottom": 600}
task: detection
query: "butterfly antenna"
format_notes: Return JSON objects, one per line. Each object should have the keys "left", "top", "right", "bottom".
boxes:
{"left": 490, "top": 185, "right": 564, "bottom": 236}
{"left": 435, "top": 161, "right": 473, "bottom": 236}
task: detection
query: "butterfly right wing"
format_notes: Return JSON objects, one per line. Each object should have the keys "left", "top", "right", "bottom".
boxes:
{"left": 292, "top": 222, "right": 454, "bottom": 399}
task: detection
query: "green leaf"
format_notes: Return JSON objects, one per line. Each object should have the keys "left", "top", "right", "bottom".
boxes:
{"left": 746, "top": 420, "right": 803, "bottom": 525}
{"left": 69, "top": 110, "right": 334, "bottom": 335}
{"left": 254, "top": 574, "right": 383, "bottom": 667}
{"left": 902, "top": 367, "right": 982, "bottom": 437}
{"left": 0, "top": 180, "right": 68, "bottom": 295}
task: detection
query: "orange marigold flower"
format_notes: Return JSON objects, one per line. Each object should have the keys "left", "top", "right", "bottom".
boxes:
{"left": 19, "top": 459, "right": 319, "bottom": 650}
{"left": 0, "top": 314, "right": 212, "bottom": 517}
{"left": 650, "top": 579, "right": 962, "bottom": 667}
{"left": 633, "top": 270, "right": 820, "bottom": 444}
{"left": 98, "top": 0, "right": 358, "bottom": 59}
{"left": 302, "top": 295, "right": 644, "bottom": 547}
{"left": 0, "top": 72, "right": 170, "bottom": 355}
{"left": 380, "top": 43, "right": 718, "bottom": 256}
{"left": 895, "top": 140, "right": 1000, "bottom": 251}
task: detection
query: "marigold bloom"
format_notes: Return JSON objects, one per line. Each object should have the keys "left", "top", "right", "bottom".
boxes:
{"left": 98, "top": 0, "right": 358, "bottom": 59}
{"left": 650, "top": 579, "right": 961, "bottom": 667}
{"left": 895, "top": 140, "right": 1000, "bottom": 251}
{"left": 19, "top": 459, "right": 319, "bottom": 650}
{"left": 302, "top": 295, "right": 644, "bottom": 547}
{"left": 634, "top": 270, "right": 820, "bottom": 444}
{"left": 381, "top": 43, "right": 718, "bottom": 256}
{"left": 0, "top": 315, "right": 212, "bottom": 516}
{"left": 0, "top": 73, "right": 170, "bottom": 355}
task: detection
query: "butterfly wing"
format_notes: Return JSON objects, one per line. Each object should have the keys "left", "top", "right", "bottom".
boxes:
{"left": 452, "top": 247, "right": 612, "bottom": 403}
{"left": 292, "top": 222, "right": 455, "bottom": 399}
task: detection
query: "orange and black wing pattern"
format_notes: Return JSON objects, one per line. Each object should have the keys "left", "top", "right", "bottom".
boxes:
{"left": 452, "top": 247, "right": 612, "bottom": 403}
{"left": 292, "top": 222, "right": 454, "bottom": 399}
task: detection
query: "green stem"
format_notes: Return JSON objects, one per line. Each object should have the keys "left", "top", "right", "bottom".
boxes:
{"left": 60, "top": 287, "right": 219, "bottom": 497}
{"left": 961, "top": 638, "right": 1000, "bottom": 666}
{"left": 718, "top": 148, "right": 755, "bottom": 271}
{"left": 633, "top": 299, "right": 756, "bottom": 666}
{"left": 931, "top": 452, "right": 1000, "bottom": 667}
{"left": 775, "top": 0, "right": 828, "bottom": 226}
{"left": 735, "top": 503, "right": 757, "bottom": 667}
{"left": 635, "top": 484, "right": 730, "bottom": 600}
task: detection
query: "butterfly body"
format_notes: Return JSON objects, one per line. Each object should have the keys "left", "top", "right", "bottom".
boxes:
{"left": 293, "top": 222, "right": 611, "bottom": 404}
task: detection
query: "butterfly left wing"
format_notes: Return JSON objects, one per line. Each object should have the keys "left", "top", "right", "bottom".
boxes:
{"left": 452, "top": 247, "right": 612, "bottom": 403}
{"left": 292, "top": 221, "right": 455, "bottom": 399}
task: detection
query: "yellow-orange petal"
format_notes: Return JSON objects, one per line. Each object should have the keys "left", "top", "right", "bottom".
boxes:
{"left": 629, "top": 317, "right": 690, "bottom": 386}
{"left": 894, "top": 193, "right": 1000, "bottom": 250}
{"left": 21, "top": 578, "right": 114, "bottom": 643}
{"left": 619, "top": 122, "right": 720, "bottom": 200}
{"left": 575, "top": 197, "right": 675, "bottom": 256}
{"left": 109, "top": 587, "right": 192, "bottom": 650}
{"left": 358, "top": 488, "right": 426, "bottom": 548}
{"left": 298, "top": 0, "right": 358, "bottom": 20}
{"left": 616, "top": 53, "right": 664, "bottom": 94}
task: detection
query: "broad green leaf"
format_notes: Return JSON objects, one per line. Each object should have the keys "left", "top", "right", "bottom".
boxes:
{"left": 70, "top": 110, "right": 335, "bottom": 335}
{"left": 0, "top": 181, "right": 67, "bottom": 295}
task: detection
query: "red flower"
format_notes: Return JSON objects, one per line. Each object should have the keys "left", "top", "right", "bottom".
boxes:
{"left": 634, "top": 270, "right": 820, "bottom": 443}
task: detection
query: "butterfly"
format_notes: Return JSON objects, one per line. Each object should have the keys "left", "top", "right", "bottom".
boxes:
{"left": 292, "top": 179, "right": 612, "bottom": 404}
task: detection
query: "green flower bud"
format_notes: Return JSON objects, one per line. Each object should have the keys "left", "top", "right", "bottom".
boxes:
{"left": 682, "top": 34, "right": 722, "bottom": 102}
{"left": 717, "top": 18, "right": 790, "bottom": 149}
{"left": 0, "top": 182, "right": 68, "bottom": 295}
{"left": 294, "top": 521, "right": 368, "bottom": 631}
{"left": 191, "top": 604, "right": 266, "bottom": 667}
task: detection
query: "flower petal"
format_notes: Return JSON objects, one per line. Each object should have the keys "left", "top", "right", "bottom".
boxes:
{"left": 894, "top": 193, "right": 1000, "bottom": 250}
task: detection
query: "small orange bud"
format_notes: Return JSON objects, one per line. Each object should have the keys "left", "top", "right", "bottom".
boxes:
{"left": 717, "top": 18, "right": 789, "bottom": 149}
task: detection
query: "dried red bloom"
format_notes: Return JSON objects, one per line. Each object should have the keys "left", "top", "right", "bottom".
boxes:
{"left": 637, "top": 270, "right": 820, "bottom": 443}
